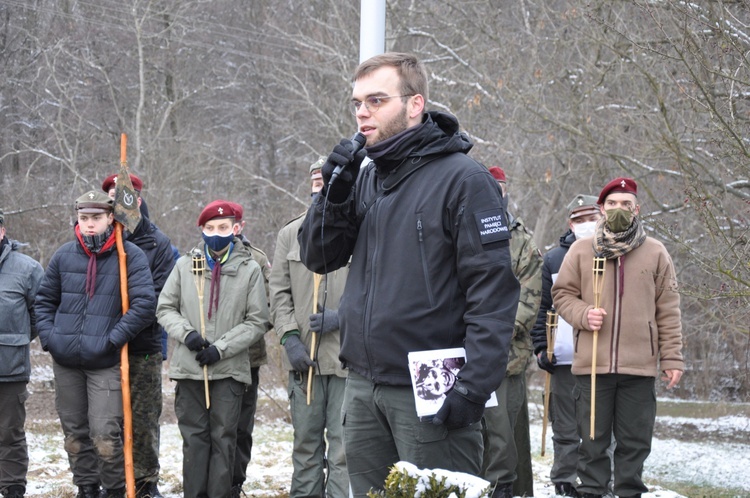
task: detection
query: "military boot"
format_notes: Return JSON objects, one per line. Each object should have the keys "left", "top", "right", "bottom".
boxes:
{"left": 2, "top": 485, "right": 25, "bottom": 498}
{"left": 135, "top": 481, "right": 163, "bottom": 498}
{"left": 98, "top": 487, "right": 125, "bottom": 498}
{"left": 76, "top": 484, "right": 100, "bottom": 498}
{"left": 554, "top": 482, "right": 582, "bottom": 497}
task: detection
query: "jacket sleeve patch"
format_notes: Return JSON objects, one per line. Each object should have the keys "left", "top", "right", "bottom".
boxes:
{"left": 474, "top": 209, "right": 511, "bottom": 245}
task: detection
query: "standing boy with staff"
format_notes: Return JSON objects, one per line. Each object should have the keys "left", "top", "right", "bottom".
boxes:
{"left": 297, "top": 52, "right": 520, "bottom": 497}
{"left": 552, "top": 177, "right": 684, "bottom": 498}
{"left": 270, "top": 158, "right": 349, "bottom": 497}
{"left": 35, "top": 191, "right": 155, "bottom": 498}
{"left": 156, "top": 200, "right": 269, "bottom": 498}
{"left": 530, "top": 193, "right": 602, "bottom": 497}
{"left": 102, "top": 173, "right": 174, "bottom": 498}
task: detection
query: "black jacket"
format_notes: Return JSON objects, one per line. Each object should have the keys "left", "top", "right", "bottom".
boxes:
{"left": 298, "top": 111, "right": 520, "bottom": 401}
{"left": 127, "top": 215, "right": 175, "bottom": 356}
{"left": 530, "top": 229, "right": 575, "bottom": 354}
{"left": 35, "top": 232, "right": 155, "bottom": 369}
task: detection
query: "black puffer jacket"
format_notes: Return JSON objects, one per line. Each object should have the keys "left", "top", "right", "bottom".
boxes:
{"left": 35, "top": 231, "right": 155, "bottom": 369}
{"left": 126, "top": 215, "right": 175, "bottom": 356}
{"left": 298, "top": 111, "right": 520, "bottom": 401}
{"left": 530, "top": 229, "right": 575, "bottom": 354}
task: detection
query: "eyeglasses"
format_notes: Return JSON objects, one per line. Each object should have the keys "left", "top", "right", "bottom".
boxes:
{"left": 349, "top": 95, "right": 414, "bottom": 115}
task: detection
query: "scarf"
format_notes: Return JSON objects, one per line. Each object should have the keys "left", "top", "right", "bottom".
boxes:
{"left": 205, "top": 243, "right": 233, "bottom": 320}
{"left": 592, "top": 216, "right": 646, "bottom": 260}
{"left": 75, "top": 224, "right": 117, "bottom": 299}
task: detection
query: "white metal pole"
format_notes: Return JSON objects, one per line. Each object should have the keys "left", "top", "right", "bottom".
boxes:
{"left": 359, "top": 0, "right": 386, "bottom": 62}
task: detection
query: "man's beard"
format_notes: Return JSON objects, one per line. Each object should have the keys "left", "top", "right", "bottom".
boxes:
{"left": 369, "top": 104, "right": 409, "bottom": 146}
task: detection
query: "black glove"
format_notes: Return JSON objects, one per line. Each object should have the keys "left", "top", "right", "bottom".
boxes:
{"left": 284, "top": 335, "right": 315, "bottom": 372}
{"left": 432, "top": 387, "right": 485, "bottom": 430}
{"left": 309, "top": 308, "right": 339, "bottom": 335}
{"left": 195, "top": 345, "right": 221, "bottom": 366}
{"left": 321, "top": 139, "right": 367, "bottom": 203}
{"left": 184, "top": 331, "right": 209, "bottom": 352}
{"left": 537, "top": 350, "right": 557, "bottom": 374}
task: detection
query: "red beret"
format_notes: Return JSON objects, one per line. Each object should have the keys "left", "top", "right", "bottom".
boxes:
{"left": 228, "top": 202, "right": 244, "bottom": 223}
{"left": 197, "top": 200, "right": 238, "bottom": 226}
{"left": 597, "top": 177, "right": 637, "bottom": 205}
{"left": 488, "top": 166, "right": 506, "bottom": 182}
{"left": 102, "top": 173, "right": 143, "bottom": 193}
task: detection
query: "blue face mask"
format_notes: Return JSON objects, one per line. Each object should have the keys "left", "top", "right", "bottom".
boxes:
{"left": 202, "top": 232, "right": 234, "bottom": 252}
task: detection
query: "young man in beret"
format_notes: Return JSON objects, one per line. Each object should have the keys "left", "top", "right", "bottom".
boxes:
{"left": 226, "top": 201, "right": 272, "bottom": 498}
{"left": 270, "top": 158, "right": 349, "bottom": 497}
{"left": 0, "top": 210, "right": 44, "bottom": 498}
{"left": 156, "top": 200, "right": 269, "bottom": 498}
{"left": 552, "top": 178, "right": 684, "bottom": 498}
{"left": 102, "top": 173, "right": 174, "bottom": 498}
{"left": 530, "top": 193, "right": 602, "bottom": 497}
{"left": 35, "top": 191, "right": 156, "bottom": 498}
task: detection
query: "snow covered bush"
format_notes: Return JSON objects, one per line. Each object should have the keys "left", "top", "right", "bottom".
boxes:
{"left": 367, "top": 461, "right": 492, "bottom": 498}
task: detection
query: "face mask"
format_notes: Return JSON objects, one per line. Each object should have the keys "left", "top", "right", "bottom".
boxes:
{"left": 605, "top": 208, "right": 633, "bottom": 233}
{"left": 573, "top": 221, "right": 597, "bottom": 239}
{"left": 202, "top": 232, "right": 234, "bottom": 252}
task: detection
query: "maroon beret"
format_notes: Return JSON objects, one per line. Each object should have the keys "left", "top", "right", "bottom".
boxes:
{"left": 597, "top": 177, "right": 637, "bottom": 205}
{"left": 102, "top": 173, "right": 143, "bottom": 193}
{"left": 197, "top": 200, "right": 238, "bottom": 226}
{"left": 488, "top": 166, "right": 506, "bottom": 182}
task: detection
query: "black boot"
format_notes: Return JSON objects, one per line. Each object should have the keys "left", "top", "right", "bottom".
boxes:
{"left": 554, "top": 482, "right": 581, "bottom": 497}
{"left": 77, "top": 484, "right": 100, "bottom": 498}
{"left": 230, "top": 484, "right": 244, "bottom": 498}
{"left": 3, "top": 485, "right": 25, "bottom": 498}
{"left": 135, "top": 480, "right": 163, "bottom": 498}
{"left": 98, "top": 487, "right": 125, "bottom": 498}
{"left": 491, "top": 482, "right": 513, "bottom": 498}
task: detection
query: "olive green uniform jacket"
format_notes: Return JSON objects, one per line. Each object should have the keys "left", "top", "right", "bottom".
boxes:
{"left": 270, "top": 214, "right": 348, "bottom": 377}
{"left": 157, "top": 240, "right": 270, "bottom": 385}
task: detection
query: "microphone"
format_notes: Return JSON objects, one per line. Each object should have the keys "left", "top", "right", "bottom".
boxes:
{"left": 329, "top": 132, "right": 367, "bottom": 186}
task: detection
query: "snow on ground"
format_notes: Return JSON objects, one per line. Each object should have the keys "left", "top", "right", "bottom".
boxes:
{"left": 23, "top": 393, "right": 750, "bottom": 497}
{"left": 24, "top": 350, "right": 750, "bottom": 497}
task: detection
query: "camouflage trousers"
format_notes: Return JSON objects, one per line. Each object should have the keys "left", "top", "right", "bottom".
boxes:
{"left": 129, "top": 353, "right": 163, "bottom": 482}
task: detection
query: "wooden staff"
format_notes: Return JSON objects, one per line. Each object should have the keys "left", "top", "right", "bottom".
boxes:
{"left": 590, "top": 256, "right": 607, "bottom": 440}
{"left": 192, "top": 251, "right": 211, "bottom": 409}
{"left": 307, "top": 272, "right": 322, "bottom": 405}
{"left": 541, "top": 308, "right": 558, "bottom": 457}
{"left": 115, "top": 135, "right": 136, "bottom": 498}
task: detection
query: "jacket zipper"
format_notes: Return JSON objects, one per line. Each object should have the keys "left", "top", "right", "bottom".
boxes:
{"left": 417, "top": 216, "right": 435, "bottom": 307}
{"left": 363, "top": 197, "right": 380, "bottom": 373}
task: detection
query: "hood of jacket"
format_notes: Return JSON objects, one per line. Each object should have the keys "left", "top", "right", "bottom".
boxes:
{"left": 369, "top": 111, "right": 473, "bottom": 174}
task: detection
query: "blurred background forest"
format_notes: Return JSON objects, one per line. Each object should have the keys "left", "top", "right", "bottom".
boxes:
{"left": 1, "top": 0, "right": 748, "bottom": 400}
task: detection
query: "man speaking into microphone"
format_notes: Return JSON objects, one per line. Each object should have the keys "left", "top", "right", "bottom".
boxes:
{"left": 298, "top": 52, "right": 520, "bottom": 498}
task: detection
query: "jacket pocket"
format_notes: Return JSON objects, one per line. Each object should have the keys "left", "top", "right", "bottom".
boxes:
{"left": 648, "top": 321, "right": 655, "bottom": 356}
{"left": 0, "top": 333, "right": 30, "bottom": 377}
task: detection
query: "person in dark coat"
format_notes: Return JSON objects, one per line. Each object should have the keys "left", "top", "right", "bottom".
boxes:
{"left": 35, "top": 190, "right": 155, "bottom": 498}
{"left": 0, "top": 209, "right": 44, "bottom": 498}
{"left": 102, "top": 173, "right": 175, "bottom": 498}
{"left": 530, "top": 194, "right": 602, "bottom": 497}
{"left": 298, "top": 52, "right": 520, "bottom": 498}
